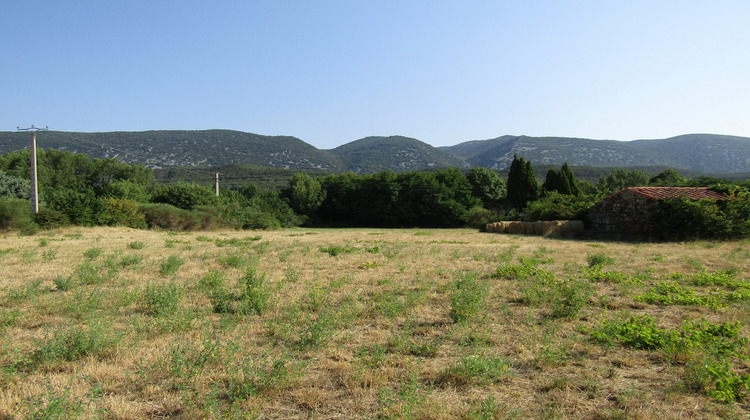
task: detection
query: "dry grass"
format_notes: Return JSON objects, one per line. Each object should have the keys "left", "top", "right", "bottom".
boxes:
{"left": 0, "top": 227, "right": 749, "bottom": 418}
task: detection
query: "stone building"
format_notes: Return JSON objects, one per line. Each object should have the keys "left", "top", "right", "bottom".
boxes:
{"left": 587, "top": 187, "right": 729, "bottom": 235}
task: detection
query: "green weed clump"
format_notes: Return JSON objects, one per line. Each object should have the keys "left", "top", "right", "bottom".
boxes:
{"left": 83, "top": 247, "right": 103, "bottom": 260}
{"left": 141, "top": 281, "right": 182, "bottom": 316}
{"left": 31, "top": 323, "right": 120, "bottom": 365}
{"left": 127, "top": 241, "right": 145, "bottom": 250}
{"left": 586, "top": 253, "right": 615, "bottom": 269}
{"left": 589, "top": 316, "right": 750, "bottom": 403}
{"left": 214, "top": 236, "right": 262, "bottom": 248}
{"left": 206, "top": 267, "right": 271, "bottom": 316}
{"left": 319, "top": 245, "right": 357, "bottom": 256}
{"left": 636, "top": 281, "right": 723, "bottom": 309}
{"left": 450, "top": 273, "right": 488, "bottom": 323}
{"left": 438, "top": 354, "right": 511, "bottom": 386}
{"left": 160, "top": 255, "right": 184, "bottom": 275}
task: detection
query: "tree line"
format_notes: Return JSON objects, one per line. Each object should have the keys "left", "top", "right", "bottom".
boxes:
{"left": 1, "top": 148, "right": 749, "bottom": 238}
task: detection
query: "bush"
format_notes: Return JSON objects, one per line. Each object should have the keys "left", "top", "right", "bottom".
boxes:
{"left": 45, "top": 189, "right": 98, "bottom": 226}
{"left": 466, "top": 206, "right": 500, "bottom": 229}
{"left": 97, "top": 197, "right": 147, "bottom": 229}
{"left": 140, "top": 203, "right": 213, "bottom": 231}
{"left": 151, "top": 182, "right": 219, "bottom": 210}
{"left": 524, "top": 192, "right": 598, "bottom": 221}
{"left": 33, "top": 209, "right": 70, "bottom": 229}
{"left": 0, "top": 198, "right": 37, "bottom": 234}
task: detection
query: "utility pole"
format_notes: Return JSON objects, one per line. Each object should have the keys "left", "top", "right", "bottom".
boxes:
{"left": 215, "top": 172, "right": 219, "bottom": 196}
{"left": 17, "top": 125, "right": 48, "bottom": 213}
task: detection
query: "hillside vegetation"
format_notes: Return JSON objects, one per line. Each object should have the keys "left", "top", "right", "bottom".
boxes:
{"left": 2, "top": 130, "right": 750, "bottom": 174}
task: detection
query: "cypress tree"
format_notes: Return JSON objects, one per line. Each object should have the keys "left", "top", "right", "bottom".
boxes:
{"left": 558, "top": 162, "right": 580, "bottom": 196}
{"left": 542, "top": 168, "right": 560, "bottom": 195}
{"left": 507, "top": 154, "right": 537, "bottom": 209}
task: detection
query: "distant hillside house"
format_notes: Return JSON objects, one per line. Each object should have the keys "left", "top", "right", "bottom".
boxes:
{"left": 587, "top": 187, "right": 730, "bottom": 234}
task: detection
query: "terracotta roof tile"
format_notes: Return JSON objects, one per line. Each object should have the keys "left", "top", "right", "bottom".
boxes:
{"left": 624, "top": 187, "right": 728, "bottom": 201}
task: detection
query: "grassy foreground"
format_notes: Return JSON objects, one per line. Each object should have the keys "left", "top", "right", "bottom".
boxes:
{"left": 0, "top": 227, "right": 749, "bottom": 419}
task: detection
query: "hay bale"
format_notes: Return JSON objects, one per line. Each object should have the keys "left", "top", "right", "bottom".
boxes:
{"left": 486, "top": 222, "right": 505, "bottom": 233}
{"left": 559, "top": 220, "right": 584, "bottom": 236}
{"left": 506, "top": 221, "right": 524, "bottom": 234}
{"left": 544, "top": 220, "right": 584, "bottom": 237}
{"left": 532, "top": 221, "right": 548, "bottom": 235}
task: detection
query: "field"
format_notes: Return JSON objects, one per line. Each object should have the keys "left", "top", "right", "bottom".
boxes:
{"left": 0, "top": 227, "right": 749, "bottom": 419}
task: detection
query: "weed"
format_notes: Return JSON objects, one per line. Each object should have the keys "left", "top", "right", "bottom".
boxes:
{"left": 636, "top": 281, "right": 723, "bottom": 309}
{"left": 298, "top": 308, "right": 338, "bottom": 348}
{"left": 219, "top": 252, "right": 252, "bottom": 268}
{"left": 42, "top": 249, "right": 57, "bottom": 260}
{"left": 26, "top": 387, "right": 84, "bottom": 419}
{"left": 377, "top": 368, "right": 426, "bottom": 419}
{"left": 683, "top": 358, "right": 750, "bottom": 403}
{"left": 438, "top": 354, "right": 511, "bottom": 386}
{"left": 53, "top": 275, "right": 76, "bottom": 291}
{"left": 359, "top": 261, "right": 380, "bottom": 269}
{"left": 450, "top": 272, "right": 487, "bottom": 323}
{"left": 32, "top": 322, "right": 119, "bottom": 365}
{"left": 0, "top": 308, "right": 20, "bottom": 329}
{"left": 214, "top": 236, "right": 262, "bottom": 247}
{"left": 224, "top": 354, "right": 294, "bottom": 401}
{"left": 284, "top": 267, "right": 301, "bottom": 283}
{"left": 319, "top": 245, "right": 357, "bottom": 256}
{"left": 160, "top": 255, "right": 184, "bottom": 275}
{"left": 83, "top": 247, "right": 103, "bottom": 259}
{"left": 73, "top": 262, "right": 110, "bottom": 285}
{"left": 586, "top": 253, "right": 615, "bottom": 269}
{"left": 549, "top": 279, "right": 592, "bottom": 319}
{"left": 127, "top": 241, "right": 145, "bottom": 250}
{"left": 37, "top": 238, "right": 49, "bottom": 247}
{"left": 238, "top": 267, "right": 271, "bottom": 315}
{"left": 6, "top": 279, "right": 44, "bottom": 303}
{"left": 118, "top": 254, "right": 143, "bottom": 268}
{"left": 199, "top": 271, "right": 226, "bottom": 291}
{"left": 141, "top": 281, "right": 182, "bottom": 316}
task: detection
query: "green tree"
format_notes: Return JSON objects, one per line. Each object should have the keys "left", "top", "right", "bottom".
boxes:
{"left": 466, "top": 167, "right": 506, "bottom": 208}
{"left": 0, "top": 170, "right": 31, "bottom": 200}
{"left": 558, "top": 162, "right": 581, "bottom": 196}
{"left": 151, "top": 182, "right": 219, "bottom": 210}
{"left": 649, "top": 169, "right": 684, "bottom": 186}
{"left": 284, "top": 173, "right": 326, "bottom": 216}
{"left": 596, "top": 169, "right": 650, "bottom": 193}
{"left": 507, "top": 154, "right": 537, "bottom": 209}
{"left": 542, "top": 168, "right": 560, "bottom": 195}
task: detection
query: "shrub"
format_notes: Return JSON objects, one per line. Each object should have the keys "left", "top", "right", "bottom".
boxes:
{"left": 140, "top": 203, "right": 205, "bottom": 231}
{"left": 33, "top": 208, "right": 70, "bottom": 229}
{"left": 524, "top": 191, "right": 597, "bottom": 221}
{"left": 96, "top": 197, "right": 147, "bottom": 228}
{"left": 151, "top": 182, "right": 219, "bottom": 210}
{"left": 0, "top": 198, "right": 37, "bottom": 233}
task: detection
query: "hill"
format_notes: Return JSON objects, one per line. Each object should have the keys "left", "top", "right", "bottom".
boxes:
{"left": 2, "top": 130, "right": 750, "bottom": 175}
{"left": 329, "top": 135, "right": 469, "bottom": 174}
{"left": 0, "top": 130, "right": 343, "bottom": 170}
{"left": 440, "top": 134, "right": 750, "bottom": 174}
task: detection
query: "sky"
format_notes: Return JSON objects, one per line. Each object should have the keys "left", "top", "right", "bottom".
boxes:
{"left": 3, "top": 1, "right": 750, "bottom": 149}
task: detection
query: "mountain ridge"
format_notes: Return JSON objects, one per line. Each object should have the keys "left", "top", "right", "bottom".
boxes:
{"left": 1, "top": 130, "right": 750, "bottom": 174}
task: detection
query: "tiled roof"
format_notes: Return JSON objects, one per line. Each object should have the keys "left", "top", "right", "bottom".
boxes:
{"left": 622, "top": 187, "right": 729, "bottom": 201}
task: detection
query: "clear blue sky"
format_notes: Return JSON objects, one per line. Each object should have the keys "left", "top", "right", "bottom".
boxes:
{"left": 3, "top": 1, "right": 749, "bottom": 149}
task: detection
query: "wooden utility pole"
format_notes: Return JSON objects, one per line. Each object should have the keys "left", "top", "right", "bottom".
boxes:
{"left": 17, "top": 125, "right": 48, "bottom": 213}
